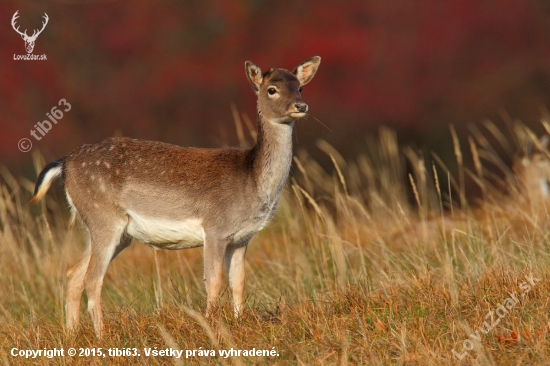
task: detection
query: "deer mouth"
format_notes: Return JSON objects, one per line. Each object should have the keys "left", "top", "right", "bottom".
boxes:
{"left": 290, "top": 112, "right": 307, "bottom": 119}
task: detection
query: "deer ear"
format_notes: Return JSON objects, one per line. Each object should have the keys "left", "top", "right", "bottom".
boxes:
{"left": 245, "top": 61, "right": 263, "bottom": 94}
{"left": 293, "top": 56, "right": 321, "bottom": 86}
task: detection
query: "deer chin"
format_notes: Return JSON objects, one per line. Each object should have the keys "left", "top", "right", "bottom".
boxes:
{"left": 289, "top": 112, "right": 307, "bottom": 119}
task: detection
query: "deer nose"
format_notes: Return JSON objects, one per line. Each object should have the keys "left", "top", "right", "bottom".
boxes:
{"left": 295, "top": 103, "right": 308, "bottom": 113}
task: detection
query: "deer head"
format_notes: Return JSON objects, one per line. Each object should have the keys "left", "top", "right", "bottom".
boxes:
{"left": 245, "top": 56, "right": 321, "bottom": 124}
{"left": 12, "top": 11, "right": 49, "bottom": 54}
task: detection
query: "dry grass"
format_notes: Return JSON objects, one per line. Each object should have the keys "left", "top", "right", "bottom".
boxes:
{"left": 2, "top": 122, "right": 550, "bottom": 365}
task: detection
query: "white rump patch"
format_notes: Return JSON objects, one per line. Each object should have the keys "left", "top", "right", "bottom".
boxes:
{"left": 65, "top": 192, "right": 75, "bottom": 210}
{"left": 126, "top": 210, "right": 205, "bottom": 249}
{"left": 65, "top": 192, "right": 78, "bottom": 227}
{"left": 540, "top": 179, "right": 549, "bottom": 198}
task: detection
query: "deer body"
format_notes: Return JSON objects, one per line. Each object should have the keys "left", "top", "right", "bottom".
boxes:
{"left": 64, "top": 136, "right": 287, "bottom": 250}
{"left": 31, "top": 57, "right": 320, "bottom": 336}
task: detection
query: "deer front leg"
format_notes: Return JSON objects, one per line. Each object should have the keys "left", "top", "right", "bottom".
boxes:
{"left": 203, "top": 233, "right": 227, "bottom": 317}
{"left": 225, "top": 243, "right": 248, "bottom": 318}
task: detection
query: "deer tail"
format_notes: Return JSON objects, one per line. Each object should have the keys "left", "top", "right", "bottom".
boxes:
{"left": 30, "top": 157, "right": 66, "bottom": 204}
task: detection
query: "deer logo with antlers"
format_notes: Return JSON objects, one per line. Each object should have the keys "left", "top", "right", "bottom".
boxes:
{"left": 12, "top": 11, "right": 49, "bottom": 54}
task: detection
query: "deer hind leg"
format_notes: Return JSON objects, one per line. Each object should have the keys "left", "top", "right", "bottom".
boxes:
{"left": 66, "top": 244, "right": 91, "bottom": 329}
{"left": 84, "top": 221, "right": 131, "bottom": 337}
{"left": 203, "top": 232, "right": 228, "bottom": 317}
{"left": 225, "top": 243, "right": 248, "bottom": 318}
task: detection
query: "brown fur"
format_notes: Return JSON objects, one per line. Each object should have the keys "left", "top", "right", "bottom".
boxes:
{"left": 64, "top": 139, "right": 254, "bottom": 223}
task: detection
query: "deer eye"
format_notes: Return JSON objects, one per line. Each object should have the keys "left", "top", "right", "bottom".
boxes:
{"left": 267, "top": 88, "right": 277, "bottom": 95}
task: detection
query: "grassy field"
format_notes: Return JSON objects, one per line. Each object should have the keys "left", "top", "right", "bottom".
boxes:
{"left": 2, "top": 124, "right": 550, "bottom": 365}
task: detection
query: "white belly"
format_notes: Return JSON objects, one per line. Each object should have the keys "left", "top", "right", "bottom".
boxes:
{"left": 126, "top": 210, "right": 205, "bottom": 249}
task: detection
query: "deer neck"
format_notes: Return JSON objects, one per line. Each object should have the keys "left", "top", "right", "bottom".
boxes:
{"left": 250, "top": 114, "right": 294, "bottom": 205}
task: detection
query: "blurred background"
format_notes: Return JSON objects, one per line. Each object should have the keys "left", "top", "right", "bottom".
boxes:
{"left": 1, "top": 0, "right": 550, "bottom": 178}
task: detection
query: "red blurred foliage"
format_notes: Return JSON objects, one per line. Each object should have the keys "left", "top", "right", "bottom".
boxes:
{"left": 1, "top": 0, "right": 549, "bottom": 166}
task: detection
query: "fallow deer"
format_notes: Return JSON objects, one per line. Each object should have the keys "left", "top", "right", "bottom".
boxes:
{"left": 31, "top": 56, "right": 321, "bottom": 336}
{"left": 512, "top": 135, "right": 550, "bottom": 202}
